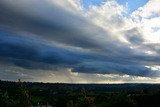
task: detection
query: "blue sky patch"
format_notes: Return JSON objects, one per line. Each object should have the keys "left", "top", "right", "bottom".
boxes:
{"left": 81, "top": 0, "right": 149, "bottom": 14}
{"left": 80, "top": 0, "right": 106, "bottom": 9}
{"left": 117, "top": 0, "right": 149, "bottom": 13}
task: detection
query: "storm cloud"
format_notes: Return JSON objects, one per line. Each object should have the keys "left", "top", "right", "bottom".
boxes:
{"left": 0, "top": 0, "right": 160, "bottom": 82}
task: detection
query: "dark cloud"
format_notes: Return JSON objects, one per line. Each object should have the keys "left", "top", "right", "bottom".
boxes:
{"left": 124, "top": 28, "right": 144, "bottom": 44}
{"left": 72, "top": 60, "right": 154, "bottom": 77}
{"left": 0, "top": 30, "right": 83, "bottom": 69}
{"left": 0, "top": 29, "right": 158, "bottom": 77}
{"left": 0, "top": 0, "right": 160, "bottom": 81}
{"left": 0, "top": 0, "right": 107, "bottom": 49}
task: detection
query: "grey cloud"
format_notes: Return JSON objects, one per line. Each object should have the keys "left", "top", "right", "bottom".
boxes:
{"left": 124, "top": 28, "right": 144, "bottom": 44}
{"left": 1, "top": 29, "right": 157, "bottom": 77}
{"left": 0, "top": 0, "right": 108, "bottom": 50}
{"left": 72, "top": 60, "right": 154, "bottom": 77}
{"left": 0, "top": 30, "right": 83, "bottom": 69}
{"left": 0, "top": 0, "right": 160, "bottom": 80}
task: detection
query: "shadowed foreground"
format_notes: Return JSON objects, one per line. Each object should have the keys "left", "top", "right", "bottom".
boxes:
{"left": 1, "top": 80, "right": 160, "bottom": 107}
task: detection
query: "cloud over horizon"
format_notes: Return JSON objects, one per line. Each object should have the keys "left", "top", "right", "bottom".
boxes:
{"left": 0, "top": 0, "right": 160, "bottom": 83}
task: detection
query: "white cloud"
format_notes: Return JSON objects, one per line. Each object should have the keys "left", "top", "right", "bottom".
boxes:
{"left": 130, "top": 0, "right": 160, "bottom": 44}
{"left": 86, "top": 0, "right": 126, "bottom": 31}
{"left": 50, "top": 0, "right": 83, "bottom": 14}
{"left": 131, "top": 0, "right": 160, "bottom": 18}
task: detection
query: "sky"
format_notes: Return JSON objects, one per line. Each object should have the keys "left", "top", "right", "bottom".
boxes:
{"left": 0, "top": 0, "right": 160, "bottom": 83}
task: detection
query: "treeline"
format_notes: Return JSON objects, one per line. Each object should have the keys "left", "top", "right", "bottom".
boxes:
{"left": 1, "top": 80, "right": 160, "bottom": 107}
{"left": 0, "top": 80, "right": 31, "bottom": 107}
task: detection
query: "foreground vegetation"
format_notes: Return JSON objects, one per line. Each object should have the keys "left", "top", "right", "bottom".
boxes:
{"left": 1, "top": 80, "right": 160, "bottom": 107}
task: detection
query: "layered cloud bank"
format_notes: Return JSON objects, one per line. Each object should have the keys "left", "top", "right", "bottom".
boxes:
{"left": 0, "top": 0, "right": 160, "bottom": 83}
